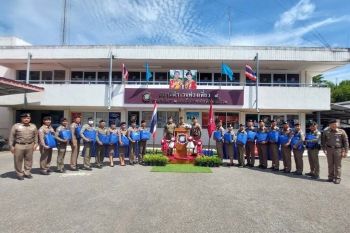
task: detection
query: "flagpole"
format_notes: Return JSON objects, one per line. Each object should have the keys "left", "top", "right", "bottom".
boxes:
{"left": 256, "top": 53, "right": 259, "bottom": 112}
{"left": 108, "top": 51, "right": 113, "bottom": 110}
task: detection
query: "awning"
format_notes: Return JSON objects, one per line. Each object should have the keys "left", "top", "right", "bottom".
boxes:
{"left": 0, "top": 77, "right": 44, "bottom": 96}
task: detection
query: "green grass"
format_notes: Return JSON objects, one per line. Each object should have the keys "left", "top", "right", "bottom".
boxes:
{"left": 151, "top": 164, "right": 212, "bottom": 173}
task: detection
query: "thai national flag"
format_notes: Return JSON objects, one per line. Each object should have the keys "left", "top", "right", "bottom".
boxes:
{"left": 149, "top": 101, "right": 157, "bottom": 139}
{"left": 245, "top": 65, "right": 257, "bottom": 81}
{"left": 122, "top": 63, "right": 129, "bottom": 80}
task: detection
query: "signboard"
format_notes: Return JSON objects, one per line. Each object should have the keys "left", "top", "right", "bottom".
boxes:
{"left": 124, "top": 88, "right": 244, "bottom": 105}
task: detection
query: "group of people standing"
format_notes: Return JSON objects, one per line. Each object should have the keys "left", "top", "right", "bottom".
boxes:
{"left": 213, "top": 118, "right": 349, "bottom": 184}
{"left": 8, "top": 113, "right": 152, "bottom": 180}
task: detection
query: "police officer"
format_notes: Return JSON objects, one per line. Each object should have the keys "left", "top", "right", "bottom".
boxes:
{"left": 55, "top": 117, "right": 70, "bottom": 173}
{"left": 38, "top": 116, "right": 55, "bottom": 175}
{"left": 279, "top": 121, "right": 293, "bottom": 173}
{"left": 128, "top": 120, "right": 139, "bottom": 165}
{"left": 108, "top": 122, "right": 119, "bottom": 167}
{"left": 321, "top": 119, "right": 349, "bottom": 184}
{"left": 70, "top": 115, "right": 82, "bottom": 170}
{"left": 80, "top": 117, "right": 96, "bottom": 170}
{"left": 138, "top": 120, "right": 148, "bottom": 163}
{"left": 163, "top": 116, "right": 176, "bottom": 155}
{"left": 190, "top": 116, "right": 202, "bottom": 141}
{"left": 213, "top": 119, "right": 225, "bottom": 160}
{"left": 305, "top": 122, "right": 321, "bottom": 179}
{"left": 96, "top": 120, "right": 109, "bottom": 168}
{"left": 245, "top": 120, "right": 256, "bottom": 167}
{"left": 236, "top": 124, "right": 247, "bottom": 167}
{"left": 119, "top": 122, "right": 128, "bottom": 166}
{"left": 256, "top": 120, "right": 269, "bottom": 169}
{"left": 268, "top": 120, "right": 280, "bottom": 171}
{"left": 9, "top": 113, "right": 38, "bottom": 180}
{"left": 224, "top": 124, "right": 236, "bottom": 166}
{"left": 291, "top": 123, "right": 305, "bottom": 175}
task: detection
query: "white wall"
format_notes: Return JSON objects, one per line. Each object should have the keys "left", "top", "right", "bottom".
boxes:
{"left": 0, "top": 107, "right": 13, "bottom": 139}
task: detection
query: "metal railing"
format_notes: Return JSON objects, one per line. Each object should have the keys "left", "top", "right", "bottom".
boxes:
{"left": 25, "top": 79, "right": 329, "bottom": 87}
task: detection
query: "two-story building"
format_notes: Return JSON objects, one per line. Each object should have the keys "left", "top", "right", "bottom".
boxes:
{"left": 0, "top": 37, "right": 349, "bottom": 145}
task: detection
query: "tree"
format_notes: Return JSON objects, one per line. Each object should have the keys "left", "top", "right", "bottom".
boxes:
{"left": 312, "top": 75, "right": 350, "bottom": 102}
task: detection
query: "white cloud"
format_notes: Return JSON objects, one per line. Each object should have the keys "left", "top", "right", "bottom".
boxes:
{"left": 274, "top": 0, "right": 315, "bottom": 29}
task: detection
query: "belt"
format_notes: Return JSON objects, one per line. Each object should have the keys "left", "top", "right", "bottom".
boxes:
{"left": 16, "top": 142, "right": 34, "bottom": 145}
{"left": 327, "top": 145, "right": 342, "bottom": 149}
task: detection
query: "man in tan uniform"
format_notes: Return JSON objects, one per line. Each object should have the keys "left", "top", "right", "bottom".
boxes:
{"left": 38, "top": 116, "right": 55, "bottom": 175}
{"left": 256, "top": 120, "right": 268, "bottom": 169}
{"left": 268, "top": 120, "right": 280, "bottom": 171}
{"left": 163, "top": 116, "right": 176, "bottom": 156}
{"left": 95, "top": 120, "right": 109, "bottom": 168}
{"left": 70, "top": 115, "right": 82, "bottom": 170}
{"left": 305, "top": 122, "right": 321, "bottom": 179}
{"left": 321, "top": 119, "right": 349, "bottom": 184}
{"left": 80, "top": 117, "right": 96, "bottom": 170}
{"left": 280, "top": 121, "right": 293, "bottom": 173}
{"left": 127, "top": 120, "right": 139, "bottom": 165}
{"left": 9, "top": 113, "right": 38, "bottom": 180}
{"left": 214, "top": 119, "right": 225, "bottom": 160}
{"left": 236, "top": 124, "right": 247, "bottom": 167}
{"left": 245, "top": 120, "right": 256, "bottom": 167}
{"left": 291, "top": 123, "right": 305, "bottom": 175}
{"left": 55, "top": 118, "right": 70, "bottom": 173}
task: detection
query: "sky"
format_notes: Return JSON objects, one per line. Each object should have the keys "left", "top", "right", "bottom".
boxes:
{"left": 0, "top": 0, "right": 349, "bottom": 82}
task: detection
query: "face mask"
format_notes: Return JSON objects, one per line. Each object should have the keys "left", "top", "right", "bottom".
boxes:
{"left": 88, "top": 121, "right": 94, "bottom": 125}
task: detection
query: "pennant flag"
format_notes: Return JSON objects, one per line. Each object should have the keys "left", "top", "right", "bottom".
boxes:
{"left": 245, "top": 65, "right": 257, "bottom": 81}
{"left": 145, "top": 63, "right": 152, "bottom": 82}
{"left": 207, "top": 99, "right": 216, "bottom": 138}
{"left": 221, "top": 63, "right": 234, "bottom": 81}
{"left": 149, "top": 101, "right": 158, "bottom": 139}
{"left": 122, "top": 63, "right": 129, "bottom": 80}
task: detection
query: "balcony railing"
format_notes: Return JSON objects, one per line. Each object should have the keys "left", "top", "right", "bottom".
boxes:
{"left": 24, "top": 79, "right": 329, "bottom": 87}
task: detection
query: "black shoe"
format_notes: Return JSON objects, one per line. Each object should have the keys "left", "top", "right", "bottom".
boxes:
{"left": 334, "top": 179, "right": 341, "bottom": 184}
{"left": 279, "top": 169, "right": 285, "bottom": 172}
{"left": 261, "top": 166, "right": 267, "bottom": 169}
{"left": 284, "top": 170, "right": 291, "bottom": 173}
{"left": 40, "top": 171, "right": 50, "bottom": 175}
{"left": 292, "top": 171, "right": 302, "bottom": 175}
{"left": 327, "top": 178, "right": 334, "bottom": 182}
{"left": 311, "top": 175, "right": 320, "bottom": 179}
{"left": 56, "top": 170, "right": 64, "bottom": 173}
{"left": 268, "top": 167, "right": 274, "bottom": 169}
{"left": 47, "top": 169, "right": 53, "bottom": 173}
{"left": 24, "top": 174, "right": 33, "bottom": 179}
{"left": 305, "top": 172, "right": 314, "bottom": 176}
{"left": 82, "top": 167, "right": 92, "bottom": 171}
{"left": 70, "top": 167, "right": 79, "bottom": 171}
{"left": 17, "top": 176, "right": 24, "bottom": 180}
{"left": 273, "top": 168, "right": 280, "bottom": 171}
{"left": 96, "top": 165, "right": 102, "bottom": 169}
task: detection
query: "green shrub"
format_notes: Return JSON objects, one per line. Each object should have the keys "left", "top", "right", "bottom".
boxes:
{"left": 194, "top": 156, "right": 222, "bottom": 167}
{"left": 143, "top": 154, "right": 168, "bottom": 166}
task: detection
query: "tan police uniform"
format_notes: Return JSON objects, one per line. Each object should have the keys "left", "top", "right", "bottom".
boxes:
{"left": 245, "top": 126, "right": 256, "bottom": 166}
{"left": 236, "top": 129, "right": 247, "bottom": 166}
{"left": 305, "top": 129, "right": 321, "bottom": 177}
{"left": 96, "top": 126, "right": 109, "bottom": 167}
{"left": 128, "top": 126, "right": 139, "bottom": 164}
{"left": 55, "top": 125, "right": 70, "bottom": 172}
{"left": 80, "top": 124, "right": 95, "bottom": 169}
{"left": 322, "top": 128, "right": 349, "bottom": 182}
{"left": 190, "top": 123, "right": 202, "bottom": 141}
{"left": 119, "top": 129, "right": 128, "bottom": 166}
{"left": 281, "top": 128, "right": 293, "bottom": 172}
{"left": 214, "top": 126, "right": 225, "bottom": 159}
{"left": 70, "top": 122, "right": 81, "bottom": 169}
{"left": 257, "top": 127, "right": 268, "bottom": 168}
{"left": 138, "top": 126, "right": 148, "bottom": 162}
{"left": 38, "top": 125, "right": 55, "bottom": 173}
{"left": 224, "top": 130, "right": 236, "bottom": 165}
{"left": 164, "top": 122, "right": 176, "bottom": 156}
{"left": 292, "top": 129, "right": 305, "bottom": 174}
{"left": 268, "top": 126, "right": 280, "bottom": 170}
{"left": 9, "top": 123, "right": 38, "bottom": 177}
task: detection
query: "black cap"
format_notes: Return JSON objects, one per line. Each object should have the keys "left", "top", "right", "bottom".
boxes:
{"left": 282, "top": 121, "right": 288, "bottom": 125}
{"left": 259, "top": 120, "right": 264, "bottom": 123}
{"left": 120, "top": 122, "right": 126, "bottom": 126}
{"left": 310, "top": 121, "right": 318, "bottom": 126}
{"left": 239, "top": 123, "right": 245, "bottom": 127}
{"left": 247, "top": 119, "right": 253, "bottom": 122}
{"left": 192, "top": 116, "right": 197, "bottom": 120}
{"left": 228, "top": 124, "right": 232, "bottom": 128}
{"left": 329, "top": 119, "right": 337, "bottom": 124}
{"left": 20, "top": 112, "right": 31, "bottom": 118}
{"left": 270, "top": 120, "right": 276, "bottom": 123}
{"left": 294, "top": 122, "right": 300, "bottom": 126}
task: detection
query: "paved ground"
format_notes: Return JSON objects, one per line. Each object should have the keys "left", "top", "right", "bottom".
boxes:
{"left": 1, "top": 151, "right": 350, "bottom": 233}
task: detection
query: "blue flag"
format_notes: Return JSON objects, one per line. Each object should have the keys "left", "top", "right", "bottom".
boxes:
{"left": 145, "top": 63, "right": 152, "bottom": 82}
{"left": 221, "top": 63, "right": 234, "bottom": 81}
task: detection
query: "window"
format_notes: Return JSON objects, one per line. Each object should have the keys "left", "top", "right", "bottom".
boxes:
{"left": 141, "top": 111, "right": 153, "bottom": 127}
{"left": 96, "top": 112, "right": 109, "bottom": 125}
{"left": 29, "top": 71, "right": 40, "bottom": 82}
{"left": 84, "top": 72, "right": 96, "bottom": 83}
{"left": 199, "top": 72, "right": 212, "bottom": 85}
{"left": 272, "top": 115, "right": 285, "bottom": 128}
{"left": 111, "top": 71, "right": 122, "bottom": 83}
{"left": 245, "top": 114, "right": 258, "bottom": 127}
{"left": 141, "top": 72, "right": 153, "bottom": 83}
{"left": 17, "top": 70, "right": 26, "bottom": 81}
{"left": 108, "top": 112, "right": 121, "bottom": 127}
{"left": 287, "top": 114, "right": 299, "bottom": 128}
{"left": 155, "top": 72, "right": 168, "bottom": 84}
{"left": 81, "top": 112, "right": 94, "bottom": 125}
{"left": 42, "top": 71, "right": 53, "bottom": 83}
{"left": 260, "top": 115, "right": 272, "bottom": 126}
{"left": 214, "top": 112, "right": 239, "bottom": 129}
{"left": 287, "top": 74, "right": 299, "bottom": 87}
{"left": 128, "top": 111, "right": 140, "bottom": 126}
{"left": 227, "top": 73, "right": 240, "bottom": 85}
{"left": 71, "top": 71, "right": 83, "bottom": 84}
{"left": 214, "top": 73, "right": 224, "bottom": 86}
{"left": 260, "top": 73, "right": 271, "bottom": 86}
{"left": 54, "top": 70, "right": 65, "bottom": 83}
{"left": 157, "top": 111, "right": 179, "bottom": 128}
{"left": 273, "top": 74, "right": 286, "bottom": 86}
{"left": 128, "top": 72, "right": 141, "bottom": 83}
{"left": 98, "top": 72, "right": 109, "bottom": 84}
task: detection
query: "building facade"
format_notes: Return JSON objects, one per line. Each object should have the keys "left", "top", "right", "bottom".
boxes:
{"left": 0, "top": 38, "right": 349, "bottom": 145}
